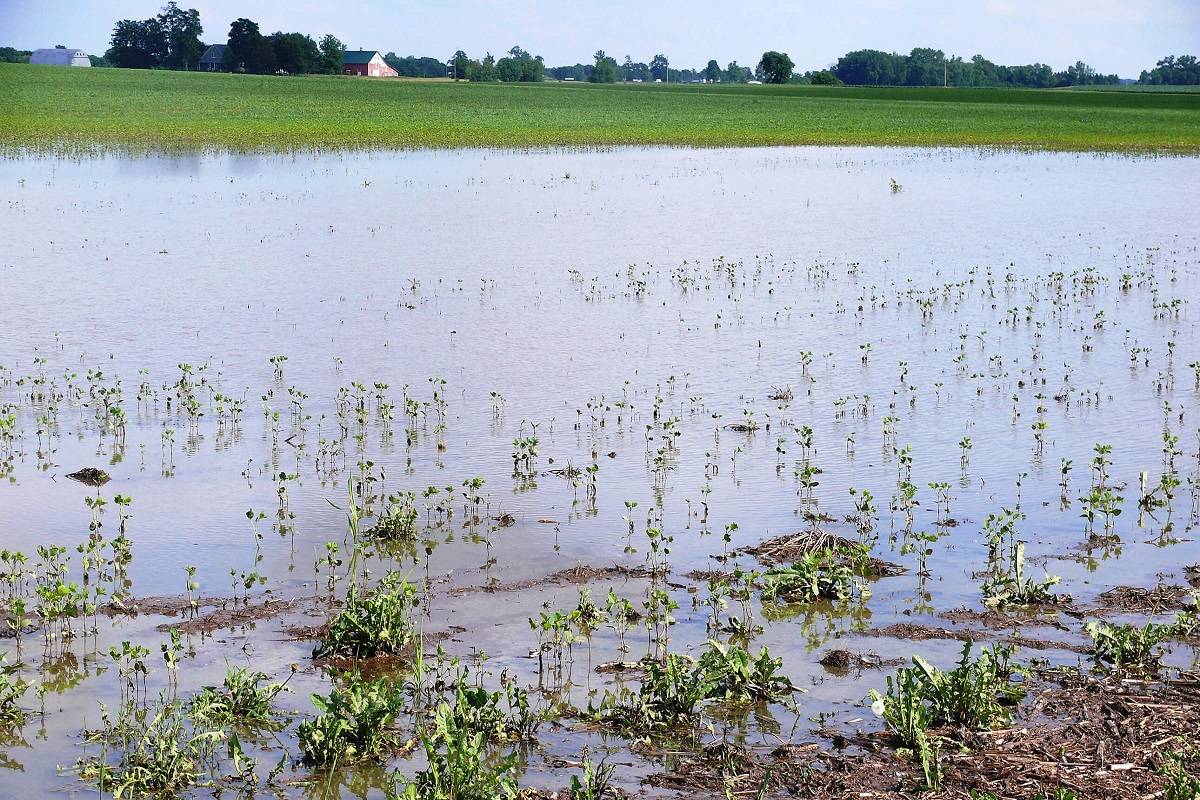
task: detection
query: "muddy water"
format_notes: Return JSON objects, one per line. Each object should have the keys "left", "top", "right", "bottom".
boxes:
{"left": 0, "top": 146, "right": 1198, "bottom": 797}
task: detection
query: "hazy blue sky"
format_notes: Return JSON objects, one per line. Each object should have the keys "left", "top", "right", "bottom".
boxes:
{"left": 3, "top": 0, "right": 1198, "bottom": 77}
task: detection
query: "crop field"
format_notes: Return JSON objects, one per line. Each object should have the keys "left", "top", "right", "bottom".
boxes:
{"left": 2, "top": 62, "right": 1200, "bottom": 153}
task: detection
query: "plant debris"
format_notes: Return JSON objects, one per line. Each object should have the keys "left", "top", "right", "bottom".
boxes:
{"left": 64, "top": 467, "right": 110, "bottom": 486}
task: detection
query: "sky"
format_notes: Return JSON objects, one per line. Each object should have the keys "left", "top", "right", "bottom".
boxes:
{"left": 2, "top": 0, "right": 1198, "bottom": 78}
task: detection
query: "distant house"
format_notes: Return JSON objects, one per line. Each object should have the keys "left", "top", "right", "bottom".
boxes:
{"left": 30, "top": 48, "right": 90, "bottom": 67}
{"left": 342, "top": 50, "right": 397, "bottom": 78}
{"left": 199, "top": 44, "right": 228, "bottom": 72}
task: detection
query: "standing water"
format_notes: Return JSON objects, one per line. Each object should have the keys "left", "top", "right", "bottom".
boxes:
{"left": 0, "top": 146, "right": 1197, "bottom": 797}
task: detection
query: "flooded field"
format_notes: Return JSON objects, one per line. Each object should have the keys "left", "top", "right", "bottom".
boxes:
{"left": 1, "top": 146, "right": 1198, "bottom": 798}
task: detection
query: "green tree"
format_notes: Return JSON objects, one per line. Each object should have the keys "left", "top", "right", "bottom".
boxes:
{"left": 318, "top": 35, "right": 343, "bottom": 74}
{"left": 157, "top": 2, "right": 203, "bottom": 70}
{"left": 225, "top": 17, "right": 275, "bottom": 74}
{"left": 1140, "top": 54, "right": 1200, "bottom": 85}
{"left": 808, "top": 69, "right": 842, "bottom": 85}
{"left": 269, "top": 32, "right": 320, "bottom": 74}
{"left": 906, "top": 47, "right": 945, "bottom": 85}
{"left": 704, "top": 59, "right": 721, "bottom": 83}
{"left": 450, "top": 49, "right": 470, "bottom": 80}
{"left": 495, "top": 45, "right": 543, "bottom": 82}
{"left": 757, "top": 50, "right": 794, "bottom": 83}
{"left": 650, "top": 53, "right": 669, "bottom": 81}
{"left": 467, "top": 52, "right": 498, "bottom": 81}
{"left": 590, "top": 50, "right": 618, "bottom": 83}
{"left": 106, "top": 18, "right": 167, "bottom": 68}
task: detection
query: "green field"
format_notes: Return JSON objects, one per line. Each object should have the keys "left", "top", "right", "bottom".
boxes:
{"left": 3, "top": 63, "right": 1199, "bottom": 153}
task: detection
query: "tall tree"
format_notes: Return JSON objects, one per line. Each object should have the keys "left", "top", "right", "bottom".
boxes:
{"left": 590, "top": 50, "right": 618, "bottom": 83}
{"left": 158, "top": 2, "right": 203, "bottom": 69}
{"left": 225, "top": 18, "right": 275, "bottom": 74}
{"left": 270, "top": 32, "right": 320, "bottom": 74}
{"left": 704, "top": 59, "right": 721, "bottom": 83}
{"left": 450, "top": 50, "right": 470, "bottom": 80}
{"left": 318, "top": 35, "right": 343, "bottom": 74}
{"left": 757, "top": 51, "right": 794, "bottom": 84}
{"left": 106, "top": 18, "right": 167, "bottom": 68}
{"left": 467, "top": 52, "right": 498, "bottom": 81}
{"left": 650, "top": 53, "right": 669, "bottom": 81}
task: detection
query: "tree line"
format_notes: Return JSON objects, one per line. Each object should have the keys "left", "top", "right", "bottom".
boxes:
{"left": 8, "top": 5, "right": 1197, "bottom": 88}
{"left": 102, "top": 3, "right": 343, "bottom": 74}
{"left": 1140, "top": 55, "right": 1200, "bottom": 85}
{"left": 829, "top": 48, "right": 1120, "bottom": 88}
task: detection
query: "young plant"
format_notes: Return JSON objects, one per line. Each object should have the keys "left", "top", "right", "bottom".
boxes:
{"left": 314, "top": 572, "right": 417, "bottom": 661}
{"left": 298, "top": 675, "right": 405, "bottom": 766}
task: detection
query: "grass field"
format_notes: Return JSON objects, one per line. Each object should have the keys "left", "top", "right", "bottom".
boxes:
{"left": 2, "top": 63, "right": 1199, "bottom": 153}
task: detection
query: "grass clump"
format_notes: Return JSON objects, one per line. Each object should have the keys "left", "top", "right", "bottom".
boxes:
{"left": 981, "top": 542, "right": 1064, "bottom": 608}
{"left": 297, "top": 675, "right": 405, "bottom": 767}
{"left": 869, "top": 643, "right": 1023, "bottom": 788}
{"left": 367, "top": 492, "right": 419, "bottom": 540}
{"left": 759, "top": 548, "right": 869, "bottom": 604}
{"left": 440, "top": 678, "right": 540, "bottom": 744}
{"left": 390, "top": 698, "right": 519, "bottom": 800}
{"left": 589, "top": 640, "right": 795, "bottom": 737}
{"left": 314, "top": 572, "right": 417, "bottom": 660}
{"left": 0, "top": 656, "right": 31, "bottom": 728}
{"left": 189, "top": 665, "right": 290, "bottom": 728}
{"left": 696, "top": 639, "right": 797, "bottom": 702}
{"left": 1161, "top": 752, "right": 1200, "bottom": 800}
{"left": 76, "top": 697, "right": 223, "bottom": 798}
{"left": 1086, "top": 619, "right": 1175, "bottom": 670}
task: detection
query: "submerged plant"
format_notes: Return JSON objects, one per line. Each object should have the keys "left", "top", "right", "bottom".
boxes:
{"left": 1086, "top": 620, "right": 1174, "bottom": 670}
{"left": 758, "top": 549, "right": 867, "bottom": 604}
{"left": 189, "top": 665, "right": 291, "bottom": 728}
{"left": 391, "top": 695, "right": 519, "bottom": 800}
{"left": 297, "top": 676, "right": 405, "bottom": 767}
{"left": 981, "top": 541, "right": 1063, "bottom": 609}
{"left": 314, "top": 572, "right": 417, "bottom": 660}
{"left": 77, "top": 697, "right": 224, "bottom": 799}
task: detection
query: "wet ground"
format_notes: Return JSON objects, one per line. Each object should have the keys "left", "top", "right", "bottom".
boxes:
{"left": 0, "top": 146, "right": 1198, "bottom": 797}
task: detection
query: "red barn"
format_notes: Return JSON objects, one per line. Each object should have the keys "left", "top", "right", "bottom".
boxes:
{"left": 342, "top": 50, "right": 398, "bottom": 77}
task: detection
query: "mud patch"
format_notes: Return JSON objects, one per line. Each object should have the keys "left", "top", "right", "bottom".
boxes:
{"left": 448, "top": 563, "right": 652, "bottom": 595}
{"left": 645, "top": 670, "right": 1200, "bottom": 800}
{"left": 312, "top": 629, "right": 453, "bottom": 678}
{"left": 1095, "top": 584, "right": 1197, "bottom": 614}
{"left": 646, "top": 740, "right": 816, "bottom": 796}
{"left": 939, "top": 606, "right": 1073, "bottom": 631}
{"left": 682, "top": 568, "right": 733, "bottom": 583}
{"left": 101, "top": 595, "right": 222, "bottom": 618}
{"left": 863, "top": 622, "right": 1088, "bottom": 653}
{"left": 818, "top": 649, "right": 903, "bottom": 673}
{"left": 157, "top": 596, "right": 307, "bottom": 635}
{"left": 742, "top": 529, "right": 903, "bottom": 577}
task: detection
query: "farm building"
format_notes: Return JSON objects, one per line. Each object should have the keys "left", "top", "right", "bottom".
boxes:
{"left": 30, "top": 48, "right": 90, "bottom": 67}
{"left": 199, "top": 44, "right": 228, "bottom": 71}
{"left": 342, "top": 50, "right": 397, "bottom": 78}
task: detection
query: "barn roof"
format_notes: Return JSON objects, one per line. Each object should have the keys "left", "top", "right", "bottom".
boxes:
{"left": 199, "top": 44, "right": 227, "bottom": 63}
{"left": 342, "top": 50, "right": 381, "bottom": 65}
{"left": 30, "top": 48, "right": 89, "bottom": 66}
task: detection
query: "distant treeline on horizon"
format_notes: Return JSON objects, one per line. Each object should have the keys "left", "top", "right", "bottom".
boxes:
{"left": 2, "top": 1, "right": 1198, "bottom": 88}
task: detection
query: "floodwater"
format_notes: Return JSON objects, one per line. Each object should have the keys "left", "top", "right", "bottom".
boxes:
{"left": 0, "top": 145, "right": 1198, "bottom": 797}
